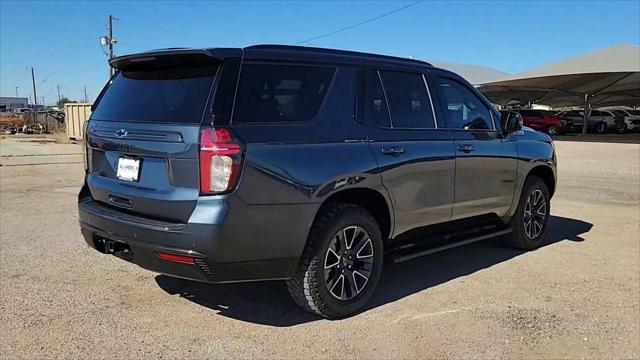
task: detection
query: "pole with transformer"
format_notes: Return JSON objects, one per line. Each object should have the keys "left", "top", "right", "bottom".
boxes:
{"left": 57, "top": 85, "right": 61, "bottom": 104}
{"left": 108, "top": 15, "right": 113, "bottom": 77}
{"left": 107, "top": 15, "right": 117, "bottom": 78}
{"left": 15, "top": 87, "right": 18, "bottom": 97}
{"left": 100, "top": 15, "right": 117, "bottom": 79}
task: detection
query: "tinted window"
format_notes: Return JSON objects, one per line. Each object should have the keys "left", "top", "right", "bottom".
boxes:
{"left": 92, "top": 65, "right": 217, "bottom": 123}
{"left": 436, "top": 78, "right": 493, "bottom": 130}
{"left": 591, "top": 110, "right": 603, "bottom": 116}
{"left": 233, "top": 64, "right": 335, "bottom": 123}
{"left": 380, "top": 71, "right": 434, "bottom": 128}
{"left": 363, "top": 70, "right": 391, "bottom": 127}
{"left": 500, "top": 111, "right": 512, "bottom": 127}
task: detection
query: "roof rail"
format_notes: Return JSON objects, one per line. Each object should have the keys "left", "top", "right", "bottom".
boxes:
{"left": 245, "top": 44, "right": 432, "bottom": 66}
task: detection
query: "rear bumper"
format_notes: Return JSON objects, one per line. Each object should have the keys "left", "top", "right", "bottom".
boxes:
{"left": 78, "top": 195, "right": 302, "bottom": 283}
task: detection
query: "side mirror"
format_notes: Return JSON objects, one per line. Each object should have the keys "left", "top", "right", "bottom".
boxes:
{"left": 503, "top": 113, "right": 523, "bottom": 134}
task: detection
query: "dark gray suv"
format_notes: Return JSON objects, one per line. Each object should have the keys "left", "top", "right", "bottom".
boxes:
{"left": 79, "top": 45, "right": 556, "bottom": 318}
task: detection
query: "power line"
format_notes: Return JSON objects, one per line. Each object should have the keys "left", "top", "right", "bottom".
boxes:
{"left": 37, "top": 72, "right": 54, "bottom": 87}
{"left": 295, "top": 0, "right": 423, "bottom": 45}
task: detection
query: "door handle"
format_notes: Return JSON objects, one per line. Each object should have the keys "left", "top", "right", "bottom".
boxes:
{"left": 381, "top": 146, "right": 405, "bottom": 156}
{"left": 457, "top": 144, "right": 475, "bottom": 153}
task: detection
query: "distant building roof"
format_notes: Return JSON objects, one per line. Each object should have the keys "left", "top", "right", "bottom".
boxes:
{"left": 0, "top": 97, "right": 29, "bottom": 104}
{"left": 426, "top": 60, "right": 509, "bottom": 85}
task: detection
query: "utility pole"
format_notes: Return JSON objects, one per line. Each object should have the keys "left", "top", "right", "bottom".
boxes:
{"left": 15, "top": 86, "right": 18, "bottom": 97}
{"left": 108, "top": 14, "right": 115, "bottom": 78}
{"left": 100, "top": 15, "right": 117, "bottom": 79}
{"left": 41, "top": 97, "right": 45, "bottom": 106}
{"left": 84, "top": 86, "right": 88, "bottom": 103}
{"left": 57, "top": 85, "right": 61, "bottom": 104}
{"left": 31, "top": 68, "right": 37, "bottom": 107}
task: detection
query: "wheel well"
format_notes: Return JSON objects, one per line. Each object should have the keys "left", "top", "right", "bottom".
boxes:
{"left": 527, "top": 166, "right": 555, "bottom": 197}
{"left": 319, "top": 188, "right": 392, "bottom": 241}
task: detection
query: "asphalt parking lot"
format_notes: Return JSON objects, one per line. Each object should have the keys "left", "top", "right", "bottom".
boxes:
{"left": 0, "top": 139, "right": 638, "bottom": 359}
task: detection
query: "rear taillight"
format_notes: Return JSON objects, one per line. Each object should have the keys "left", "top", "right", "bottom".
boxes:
{"left": 83, "top": 120, "right": 90, "bottom": 172}
{"left": 199, "top": 128, "right": 242, "bottom": 194}
{"left": 156, "top": 252, "right": 195, "bottom": 264}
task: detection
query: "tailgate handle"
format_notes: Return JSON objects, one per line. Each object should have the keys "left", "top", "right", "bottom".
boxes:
{"left": 108, "top": 194, "right": 133, "bottom": 208}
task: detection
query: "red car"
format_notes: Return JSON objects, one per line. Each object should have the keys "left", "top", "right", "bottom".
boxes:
{"left": 517, "top": 110, "right": 567, "bottom": 135}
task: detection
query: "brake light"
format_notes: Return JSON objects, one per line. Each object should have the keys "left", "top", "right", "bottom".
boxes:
{"left": 199, "top": 128, "right": 242, "bottom": 194}
{"left": 83, "top": 120, "right": 90, "bottom": 172}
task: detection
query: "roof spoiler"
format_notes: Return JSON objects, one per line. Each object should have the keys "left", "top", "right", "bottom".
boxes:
{"left": 110, "top": 48, "right": 242, "bottom": 70}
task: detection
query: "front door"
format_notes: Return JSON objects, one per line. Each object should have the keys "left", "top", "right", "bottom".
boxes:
{"left": 432, "top": 73, "right": 518, "bottom": 220}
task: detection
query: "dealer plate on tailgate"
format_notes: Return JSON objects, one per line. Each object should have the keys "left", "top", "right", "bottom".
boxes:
{"left": 116, "top": 157, "right": 140, "bottom": 181}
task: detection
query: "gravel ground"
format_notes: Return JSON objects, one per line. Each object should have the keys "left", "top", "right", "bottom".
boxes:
{"left": 0, "top": 140, "right": 638, "bottom": 359}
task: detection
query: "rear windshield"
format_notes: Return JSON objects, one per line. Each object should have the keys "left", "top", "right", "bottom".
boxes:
{"left": 92, "top": 65, "right": 218, "bottom": 123}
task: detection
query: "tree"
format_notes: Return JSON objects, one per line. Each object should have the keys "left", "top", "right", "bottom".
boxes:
{"left": 57, "top": 97, "right": 77, "bottom": 108}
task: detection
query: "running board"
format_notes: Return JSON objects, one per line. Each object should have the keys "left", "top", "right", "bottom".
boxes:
{"left": 388, "top": 227, "right": 513, "bottom": 264}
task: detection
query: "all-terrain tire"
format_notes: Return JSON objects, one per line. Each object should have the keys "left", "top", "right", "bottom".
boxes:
{"left": 286, "top": 202, "right": 384, "bottom": 319}
{"left": 504, "top": 176, "right": 551, "bottom": 250}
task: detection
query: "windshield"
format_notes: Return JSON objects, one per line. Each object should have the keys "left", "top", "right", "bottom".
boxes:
{"left": 92, "top": 65, "right": 218, "bottom": 123}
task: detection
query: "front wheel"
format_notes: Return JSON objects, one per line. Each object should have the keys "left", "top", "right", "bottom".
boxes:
{"left": 504, "top": 176, "right": 551, "bottom": 250}
{"left": 546, "top": 125, "right": 558, "bottom": 135}
{"left": 287, "top": 202, "right": 384, "bottom": 319}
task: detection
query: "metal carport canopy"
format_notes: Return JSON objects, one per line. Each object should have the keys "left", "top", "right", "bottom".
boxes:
{"left": 478, "top": 44, "right": 640, "bottom": 133}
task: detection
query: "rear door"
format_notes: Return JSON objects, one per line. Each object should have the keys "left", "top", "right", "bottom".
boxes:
{"left": 432, "top": 72, "right": 517, "bottom": 220}
{"left": 362, "top": 67, "right": 455, "bottom": 235}
{"left": 86, "top": 56, "right": 232, "bottom": 223}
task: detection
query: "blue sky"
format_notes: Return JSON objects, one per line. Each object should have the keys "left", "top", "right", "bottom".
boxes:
{"left": 1, "top": 0, "right": 639, "bottom": 105}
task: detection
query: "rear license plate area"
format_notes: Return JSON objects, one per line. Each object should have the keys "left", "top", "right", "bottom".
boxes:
{"left": 116, "top": 156, "right": 140, "bottom": 182}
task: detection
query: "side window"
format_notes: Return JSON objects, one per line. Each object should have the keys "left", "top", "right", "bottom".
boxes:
{"left": 233, "top": 64, "right": 335, "bottom": 123}
{"left": 363, "top": 69, "right": 391, "bottom": 127}
{"left": 436, "top": 77, "right": 493, "bottom": 130}
{"left": 379, "top": 71, "right": 435, "bottom": 129}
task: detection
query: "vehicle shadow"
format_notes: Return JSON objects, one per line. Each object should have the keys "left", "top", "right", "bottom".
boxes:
{"left": 154, "top": 215, "right": 592, "bottom": 327}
